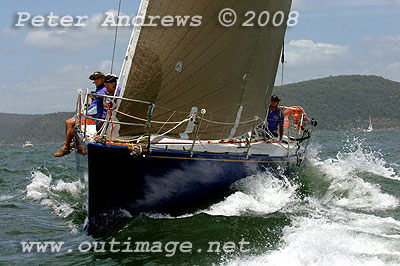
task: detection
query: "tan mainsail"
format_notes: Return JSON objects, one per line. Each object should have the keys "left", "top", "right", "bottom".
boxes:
{"left": 116, "top": 0, "right": 292, "bottom": 140}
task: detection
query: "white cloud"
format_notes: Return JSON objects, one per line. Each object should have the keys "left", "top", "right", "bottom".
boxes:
{"left": 362, "top": 35, "right": 400, "bottom": 59}
{"left": 23, "top": 10, "right": 131, "bottom": 52}
{"left": 276, "top": 37, "right": 400, "bottom": 84}
{"left": 358, "top": 35, "right": 400, "bottom": 81}
{"left": 286, "top": 39, "right": 349, "bottom": 67}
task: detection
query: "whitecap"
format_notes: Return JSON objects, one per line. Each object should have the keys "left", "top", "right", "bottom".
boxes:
{"left": 223, "top": 203, "right": 400, "bottom": 266}
{"left": 340, "top": 136, "right": 399, "bottom": 181}
{"left": 205, "top": 172, "right": 299, "bottom": 216}
{"left": 0, "top": 195, "right": 13, "bottom": 201}
{"left": 53, "top": 180, "right": 83, "bottom": 199}
{"left": 222, "top": 136, "right": 400, "bottom": 266}
{"left": 26, "top": 170, "right": 52, "bottom": 200}
{"left": 145, "top": 170, "right": 299, "bottom": 219}
{"left": 25, "top": 168, "right": 84, "bottom": 220}
{"left": 310, "top": 138, "right": 399, "bottom": 211}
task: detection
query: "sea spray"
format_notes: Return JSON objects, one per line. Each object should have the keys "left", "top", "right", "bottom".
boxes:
{"left": 224, "top": 209, "right": 400, "bottom": 266}
{"left": 26, "top": 168, "right": 85, "bottom": 220}
{"left": 339, "top": 136, "right": 400, "bottom": 181}
{"left": 311, "top": 136, "right": 399, "bottom": 211}
{"left": 146, "top": 169, "right": 300, "bottom": 219}
{"left": 205, "top": 170, "right": 299, "bottom": 217}
{"left": 223, "top": 135, "right": 400, "bottom": 266}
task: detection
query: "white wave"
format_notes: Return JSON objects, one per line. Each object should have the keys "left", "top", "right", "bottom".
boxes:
{"left": 328, "top": 178, "right": 399, "bottom": 211}
{"left": 309, "top": 138, "right": 399, "bottom": 211}
{"left": 305, "top": 142, "right": 322, "bottom": 164}
{"left": 224, "top": 138, "right": 400, "bottom": 266}
{"left": 224, "top": 200, "right": 400, "bottom": 266}
{"left": 41, "top": 199, "right": 74, "bottom": 218}
{"left": 67, "top": 221, "right": 80, "bottom": 235}
{"left": 145, "top": 170, "right": 299, "bottom": 219}
{"left": 25, "top": 169, "right": 83, "bottom": 220}
{"left": 341, "top": 137, "right": 399, "bottom": 181}
{"left": 0, "top": 194, "right": 14, "bottom": 201}
{"left": 309, "top": 137, "right": 399, "bottom": 182}
{"left": 145, "top": 213, "right": 177, "bottom": 219}
{"left": 26, "top": 170, "right": 52, "bottom": 200}
{"left": 53, "top": 179, "right": 84, "bottom": 199}
{"left": 218, "top": 136, "right": 400, "bottom": 265}
{"left": 205, "top": 172, "right": 299, "bottom": 216}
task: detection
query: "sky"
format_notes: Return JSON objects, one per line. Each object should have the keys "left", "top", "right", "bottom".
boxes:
{"left": 1, "top": 0, "right": 399, "bottom": 114}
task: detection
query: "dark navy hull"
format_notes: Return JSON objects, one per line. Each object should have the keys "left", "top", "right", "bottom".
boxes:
{"left": 74, "top": 133, "right": 299, "bottom": 234}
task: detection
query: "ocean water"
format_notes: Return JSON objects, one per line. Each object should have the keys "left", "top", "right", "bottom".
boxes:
{"left": 0, "top": 130, "right": 399, "bottom": 265}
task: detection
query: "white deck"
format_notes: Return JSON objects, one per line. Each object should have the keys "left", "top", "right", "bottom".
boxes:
{"left": 150, "top": 137, "right": 296, "bottom": 157}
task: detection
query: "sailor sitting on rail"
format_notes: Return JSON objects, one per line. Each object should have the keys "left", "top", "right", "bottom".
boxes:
{"left": 54, "top": 71, "right": 106, "bottom": 157}
{"left": 264, "top": 95, "right": 284, "bottom": 141}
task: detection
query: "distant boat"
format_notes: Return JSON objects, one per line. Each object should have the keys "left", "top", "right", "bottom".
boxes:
{"left": 365, "top": 116, "right": 373, "bottom": 132}
{"left": 23, "top": 141, "right": 33, "bottom": 147}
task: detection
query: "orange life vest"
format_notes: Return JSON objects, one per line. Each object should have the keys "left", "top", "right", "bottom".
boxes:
{"left": 284, "top": 106, "right": 307, "bottom": 130}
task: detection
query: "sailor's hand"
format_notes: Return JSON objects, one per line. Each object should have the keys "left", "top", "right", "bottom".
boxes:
{"left": 89, "top": 91, "right": 97, "bottom": 99}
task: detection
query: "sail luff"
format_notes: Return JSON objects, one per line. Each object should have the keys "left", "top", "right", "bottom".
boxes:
{"left": 119, "top": 0, "right": 150, "bottom": 100}
{"left": 110, "top": 0, "right": 150, "bottom": 138}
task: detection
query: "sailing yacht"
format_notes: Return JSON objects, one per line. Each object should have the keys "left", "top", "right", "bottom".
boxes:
{"left": 73, "top": 0, "right": 316, "bottom": 234}
{"left": 366, "top": 116, "right": 373, "bottom": 132}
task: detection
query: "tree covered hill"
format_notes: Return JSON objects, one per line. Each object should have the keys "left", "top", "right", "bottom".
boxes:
{"left": 273, "top": 75, "right": 400, "bottom": 130}
{"left": 0, "top": 112, "right": 74, "bottom": 145}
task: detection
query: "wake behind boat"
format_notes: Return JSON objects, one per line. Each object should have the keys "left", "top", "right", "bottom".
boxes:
{"left": 72, "top": 0, "right": 317, "bottom": 234}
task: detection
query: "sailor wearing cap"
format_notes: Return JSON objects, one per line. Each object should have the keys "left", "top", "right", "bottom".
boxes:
{"left": 89, "top": 71, "right": 106, "bottom": 81}
{"left": 265, "top": 95, "right": 284, "bottom": 141}
{"left": 95, "top": 74, "right": 121, "bottom": 129}
{"left": 87, "top": 71, "right": 107, "bottom": 116}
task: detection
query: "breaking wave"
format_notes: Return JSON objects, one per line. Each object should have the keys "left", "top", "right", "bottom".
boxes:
{"left": 205, "top": 170, "right": 299, "bottom": 217}
{"left": 25, "top": 167, "right": 85, "bottom": 233}
{"left": 146, "top": 168, "right": 299, "bottom": 220}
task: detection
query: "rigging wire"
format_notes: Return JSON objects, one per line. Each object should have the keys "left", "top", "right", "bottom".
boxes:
{"left": 111, "top": 0, "right": 122, "bottom": 74}
{"left": 280, "top": 42, "right": 285, "bottom": 106}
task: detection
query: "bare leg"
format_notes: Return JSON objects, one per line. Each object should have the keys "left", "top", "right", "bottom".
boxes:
{"left": 64, "top": 117, "right": 75, "bottom": 149}
{"left": 54, "top": 117, "right": 75, "bottom": 157}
